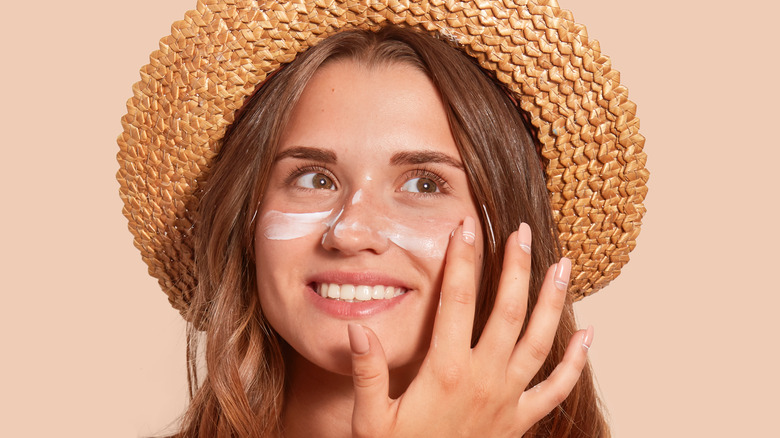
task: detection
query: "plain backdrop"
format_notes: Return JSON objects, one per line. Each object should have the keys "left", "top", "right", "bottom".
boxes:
{"left": 1, "top": 0, "right": 778, "bottom": 436}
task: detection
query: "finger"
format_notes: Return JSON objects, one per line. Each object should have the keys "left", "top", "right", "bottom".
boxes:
{"left": 349, "top": 324, "right": 392, "bottom": 436}
{"left": 516, "top": 326, "right": 593, "bottom": 426}
{"left": 429, "top": 216, "right": 478, "bottom": 364}
{"left": 475, "top": 222, "right": 533, "bottom": 364}
{"left": 508, "top": 258, "right": 570, "bottom": 384}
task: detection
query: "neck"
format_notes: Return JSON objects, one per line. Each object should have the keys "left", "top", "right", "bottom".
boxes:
{"left": 280, "top": 350, "right": 420, "bottom": 438}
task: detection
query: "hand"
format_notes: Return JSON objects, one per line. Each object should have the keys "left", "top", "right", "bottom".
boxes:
{"left": 347, "top": 217, "right": 593, "bottom": 437}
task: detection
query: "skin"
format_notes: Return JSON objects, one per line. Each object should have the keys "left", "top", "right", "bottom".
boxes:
{"left": 254, "top": 60, "right": 590, "bottom": 438}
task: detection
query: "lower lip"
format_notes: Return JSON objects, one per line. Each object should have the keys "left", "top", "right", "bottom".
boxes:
{"left": 305, "top": 284, "right": 410, "bottom": 318}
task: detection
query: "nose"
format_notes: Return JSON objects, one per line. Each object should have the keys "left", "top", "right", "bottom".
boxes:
{"left": 321, "top": 191, "right": 391, "bottom": 256}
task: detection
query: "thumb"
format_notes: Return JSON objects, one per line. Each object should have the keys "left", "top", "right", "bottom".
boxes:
{"left": 348, "top": 323, "right": 391, "bottom": 437}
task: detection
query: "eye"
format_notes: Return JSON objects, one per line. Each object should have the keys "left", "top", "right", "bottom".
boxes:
{"left": 295, "top": 172, "right": 336, "bottom": 190}
{"left": 401, "top": 177, "right": 439, "bottom": 194}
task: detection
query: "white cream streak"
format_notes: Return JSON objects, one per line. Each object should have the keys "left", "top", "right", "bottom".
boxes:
{"left": 351, "top": 189, "right": 362, "bottom": 204}
{"left": 261, "top": 210, "right": 332, "bottom": 240}
{"left": 381, "top": 222, "right": 450, "bottom": 259}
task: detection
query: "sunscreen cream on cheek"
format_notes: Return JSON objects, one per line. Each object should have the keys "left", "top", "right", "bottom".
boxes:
{"left": 261, "top": 210, "right": 333, "bottom": 240}
{"left": 381, "top": 218, "right": 454, "bottom": 259}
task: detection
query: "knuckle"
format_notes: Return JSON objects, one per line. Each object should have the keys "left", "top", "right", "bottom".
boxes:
{"left": 447, "top": 286, "right": 475, "bottom": 306}
{"left": 434, "top": 363, "right": 464, "bottom": 390}
{"left": 352, "top": 363, "right": 383, "bottom": 389}
{"left": 498, "top": 301, "right": 526, "bottom": 327}
{"left": 525, "top": 336, "right": 552, "bottom": 363}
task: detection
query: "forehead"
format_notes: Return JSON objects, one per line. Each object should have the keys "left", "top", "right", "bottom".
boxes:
{"left": 279, "top": 60, "right": 457, "bottom": 160}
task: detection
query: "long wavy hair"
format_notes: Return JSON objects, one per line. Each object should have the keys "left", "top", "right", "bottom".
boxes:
{"left": 174, "top": 25, "right": 609, "bottom": 437}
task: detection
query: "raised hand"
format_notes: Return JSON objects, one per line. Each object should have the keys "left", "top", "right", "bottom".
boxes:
{"left": 347, "top": 217, "right": 593, "bottom": 437}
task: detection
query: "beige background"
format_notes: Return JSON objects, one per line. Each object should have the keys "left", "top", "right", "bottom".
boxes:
{"left": 1, "top": 0, "right": 777, "bottom": 436}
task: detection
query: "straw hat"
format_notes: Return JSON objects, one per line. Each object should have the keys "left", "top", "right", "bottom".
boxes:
{"left": 117, "top": 0, "right": 649, "bottom": 318}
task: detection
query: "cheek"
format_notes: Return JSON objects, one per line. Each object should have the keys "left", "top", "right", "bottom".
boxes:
{"left": 388, "top": 213, "right": 485, "bottom": 288}
{"left": 254, "top": 209, "right": 331, "bottom": 310}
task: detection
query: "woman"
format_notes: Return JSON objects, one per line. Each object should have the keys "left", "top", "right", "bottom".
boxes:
{"left": 117, "top": 1, "right": 648, "bottom": 437}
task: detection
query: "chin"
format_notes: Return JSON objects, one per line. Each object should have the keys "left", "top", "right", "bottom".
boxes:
{"left": 304, "top": 340, "right": 355, "bottom": 376}
{"left": 284, "top": 327, "right": 430, "bottom": 380}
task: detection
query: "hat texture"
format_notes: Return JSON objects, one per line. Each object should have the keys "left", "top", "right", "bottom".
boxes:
{"left": 117, "top": 0, "right": 649, "bottom": 317}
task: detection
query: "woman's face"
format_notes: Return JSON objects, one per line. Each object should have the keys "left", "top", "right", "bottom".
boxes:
{"left": 254, "top": 60, "right": 484, "bottom": 376}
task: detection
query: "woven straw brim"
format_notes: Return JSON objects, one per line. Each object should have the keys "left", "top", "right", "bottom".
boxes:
{"left": 117, "top": 0, "right": 649, "bottom": 317}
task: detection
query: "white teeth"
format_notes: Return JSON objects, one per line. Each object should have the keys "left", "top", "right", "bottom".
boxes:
{"left": 355, "top": 285, "right": 371, "bottom": 301}
{"left": 327, "top": 283, "right": 340, "bottom": 299}
{"left": 316, "top": 283, "right": 407, "bottom": 302}
{"left": 340, "top": 284, "right": 355, "bottom": 300}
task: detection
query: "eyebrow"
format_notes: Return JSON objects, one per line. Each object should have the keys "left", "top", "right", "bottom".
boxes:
{"left": 275, "top": 146, "right": 337, "bottom": 163}
{"left": 275, "top": 146, "right": 464, "bottom": 170}
{"left": 390, "top": 150, "right": 464, "bottom": 170}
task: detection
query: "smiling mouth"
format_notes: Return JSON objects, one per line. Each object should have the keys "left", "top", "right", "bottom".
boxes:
{"left": 315, "top": 283, "right": 408, "bottom": 302}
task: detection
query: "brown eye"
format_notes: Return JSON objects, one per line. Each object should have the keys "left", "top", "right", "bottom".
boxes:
{"left": 401, "top": 177, "right": 439, "bottom": 194}
{"left": 295, "top": 172, "right": 335, "bottom": 190}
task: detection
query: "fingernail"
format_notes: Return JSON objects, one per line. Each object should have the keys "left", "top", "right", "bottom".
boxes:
{"left": 348, "top": 323, "right": 369, "bottom": 355}
{"left": 517, "top": 222, "right": 532, "bottom": 254}
{"left": 582, "top": 325, "right": 594, "bottom": 352}
{"left": 461, "top": 216, "right": 476, "bottom": 245}
{"left": 554, "top": 257, "right": 571, "bottom": 291}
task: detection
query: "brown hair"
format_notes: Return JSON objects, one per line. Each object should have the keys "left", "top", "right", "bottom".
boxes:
{"left": 175, "top": 25, "right": 609, "bottom": 437}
